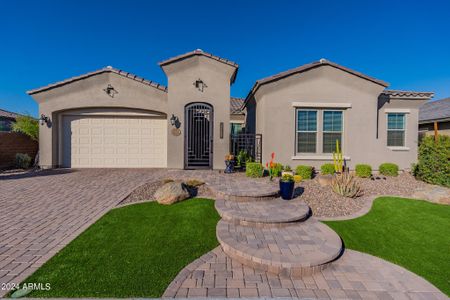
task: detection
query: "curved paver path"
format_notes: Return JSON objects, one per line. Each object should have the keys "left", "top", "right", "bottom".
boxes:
{"left": 217, "top": 219, "right": 342, "bottom": 277}
{"left": 215, "top": 198, "right": 310, "bottom": 225}
{"left": 163, "top": 247, "right": 447, "bottom": 299}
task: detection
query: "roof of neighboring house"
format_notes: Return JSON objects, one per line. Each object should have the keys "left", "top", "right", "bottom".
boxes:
{"left": 27, "top": 66, "right": 167, "bottom": 95}
{"left": 419, "top": 97, "right": 450, "bottom": 123}
{"left": 245, "top": 59, "right": 389, "bottom": 103}
{"left": 383, "top": 89, "right": 435, "bottom": 99}
{"left": 0, "top": 108, "right": 20, "bottom": 119}
{"left": 230, "top": 97, "right": 245, "bottom": 115}
{"left": 159, "top": 49, "right": 239, "bottom": 83}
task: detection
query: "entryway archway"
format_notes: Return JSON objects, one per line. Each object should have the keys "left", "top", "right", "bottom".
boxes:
{"left": 184, "top": 103, "right": 213, "bottom": 169}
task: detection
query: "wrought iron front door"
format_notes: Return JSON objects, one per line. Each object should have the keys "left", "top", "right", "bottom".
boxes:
{"left": 185, "top": 103, "right": 213, "bottom": 169}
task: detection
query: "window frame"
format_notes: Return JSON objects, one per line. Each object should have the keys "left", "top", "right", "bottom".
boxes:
{"left": 386, "top": 113, "right": 406, "bottom": 147}
{"left": 322, "top": 110, "right": 343, "bottom": 153}
{"left": 295, "top": 109, "right": 318, "bottom": 154}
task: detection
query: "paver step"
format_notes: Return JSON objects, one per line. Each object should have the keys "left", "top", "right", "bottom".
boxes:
{"left": 207, "top": 182, "right": 279, "bottom": 202}
{"left": 215, "top": 198, "right": 310, "bottom": 226}
{"left": 216, "top": 218, "right": 342, "bottom": 277}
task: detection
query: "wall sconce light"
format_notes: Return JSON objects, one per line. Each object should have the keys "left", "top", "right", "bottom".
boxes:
{"left": 39, "top": 114, "right": 50, "bottom": 126}
{"left": 170, "top": 114, "right": 181, "bottom": 129}
{"left": 103, "top": 84, "right": 118, "bottom": 98}
{"left": 193, "top": 78, "right": 207, "bottom": 92}
{"left": 220, "top": 122, "right": 224, "bottom": 139}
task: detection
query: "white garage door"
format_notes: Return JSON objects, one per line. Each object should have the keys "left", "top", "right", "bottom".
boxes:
{"left": 62, "top": 115, "right": 167, "bottom": 168}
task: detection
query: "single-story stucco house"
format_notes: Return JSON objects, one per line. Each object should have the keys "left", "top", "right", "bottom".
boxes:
{"left": 28, "top": 49, "right": 433, "bottom": 170}
{"left": 419, "top": 97, "right": 450, "bottom": 137}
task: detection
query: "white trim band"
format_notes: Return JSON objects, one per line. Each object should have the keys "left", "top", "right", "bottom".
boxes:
{"left": 385, "top": 108, "right": 411, "bottom": 113}
{"left": 291, "top": 102, "right": 352, "bottom": 108}
{"left": 388, "top": 146, "right": 410, "bottom": 151}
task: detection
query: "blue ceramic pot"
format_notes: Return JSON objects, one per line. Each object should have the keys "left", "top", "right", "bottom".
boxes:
{"left": 279, "top": 180, "right": 294, "bottom": 200}
{"left": 224, "top": 160, "right": 235, "bottom": 173}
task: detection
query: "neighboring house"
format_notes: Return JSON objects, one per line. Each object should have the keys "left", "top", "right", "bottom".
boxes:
{"left": 0, "top": 108, "right": 19, "bottom": 131}
{"left": 28, "top": 49, "right": 433, "bottom": 170}
{"left": 419, "top": 97, "right": 450, "bottom": 136}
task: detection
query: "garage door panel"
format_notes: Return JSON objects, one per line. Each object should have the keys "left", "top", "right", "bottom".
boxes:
{"left": 62, "top": 115, "right": 167, "bottom": 168}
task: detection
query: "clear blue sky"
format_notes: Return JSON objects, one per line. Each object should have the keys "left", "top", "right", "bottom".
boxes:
{"left": 1, "top": 0, "right": 449, "bottom": 116}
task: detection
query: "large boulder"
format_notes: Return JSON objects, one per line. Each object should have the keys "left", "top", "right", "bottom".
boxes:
{"left": 154, "top": 182, "right": 190, "bottom": 205}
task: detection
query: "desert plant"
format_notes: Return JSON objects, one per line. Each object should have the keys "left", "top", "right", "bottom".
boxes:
{"left": 271, "top": 163, "right": 283, "bottom": 177}
{"left": 283, "top": 165, "right": 292, "bottom": 172}
{"left": 12, "top": 115, "right": 39, "bottom": 141}
{"left": 379, "top": 163, "right": 399, "bottom": 177}
{"left": 15, "top": 153, "right": 32, "bottom": 169}
{"left": 331, "top": 171, "right": 362, "bottom": 198}
{"left": 246, "top": 162, "right": 264, "bottom": 178}
{"left": 295, "top": 165, "right": 313, "bottom": 179}
{"left": 332, "top": 140, "right": 344, "bottom": 173}
{"left": 355, "top": 164, "right": 372, "bottom": 178}
{"left": 293, "top": 175, "right": 302, "bottom": 183}
{"left": 162, "top": 178, "right": 174, "bottom": 184}
{"left": 415, "top": 135, "right": 450, "bottom": 187}
{"left": 320, "top": 163, "right": 335, "bottom": 175}
{"left": 280, "top": 173, "right": 294, "bottom": 182}
{"left": 236, "top": 150, "right": 250, "bottom": 167}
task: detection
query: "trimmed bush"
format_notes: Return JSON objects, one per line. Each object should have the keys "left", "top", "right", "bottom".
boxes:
{"left": 415, "top": 135, "right": 450, "bottom": 187}
{"left": 246, "top": 162, "right": 264, "bottom": 178}
{"left": 379, "top": 163, "right": 399, "bottom": 177}
{"left": 355, "top": 164, "right": 372, "bottom": 178}
{"left": 293, "top": 175, "right": 302, "bottom": 183}
{"left": 320, "top": 163, "right": 335, "bottom": 175}
{"left": 270, "top": 163, "right": 283, "bottom": 177}
{"left": 295, "top": 165, "right": 313, "bottom": 179}
{"left": 15, "top": 153, "right": 32, "bottom": 169}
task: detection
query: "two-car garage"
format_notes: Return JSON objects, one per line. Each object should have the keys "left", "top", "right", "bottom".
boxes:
{"left": 60, "top": 111, "right": 167, "bottom": 168}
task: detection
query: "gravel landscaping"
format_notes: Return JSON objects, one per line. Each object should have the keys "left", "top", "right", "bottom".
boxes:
{"left": 298, "top": 172, "right": 429, "bottom": 217}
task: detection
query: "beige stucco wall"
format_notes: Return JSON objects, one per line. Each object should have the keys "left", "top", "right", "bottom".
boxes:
{"left": 31, "top": 72, "right": 168, "bottom": 168}
{"left": 162, "top": 56, "right": 236, "bottom": 169}
{"left": 248, "top": 65, "right": 425, "bottom": 170}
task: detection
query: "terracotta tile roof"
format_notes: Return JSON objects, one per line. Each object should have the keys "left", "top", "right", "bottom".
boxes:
{"left": 0, "top": 109, "right": 20, "bottom": 119}
{"left": 383, "top": 89, "right": 434, "bottom": 99}
{"left": 27, "top": 66, "right": 167, "bottom": 95}
{"left": 245, "top": 59, "right": 389, "bottom": 103}
{"left": 419, "top": 97, "right": 450, "bottom": 123}
{"left": 230, "top": 97, "right": 245, "bottom": 115}
{"left": 159, "top": 49, "right": 239, "bottom": 83}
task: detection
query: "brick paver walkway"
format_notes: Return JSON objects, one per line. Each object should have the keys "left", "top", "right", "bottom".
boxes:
{"left": 163, "top": 247, "right": 447, "bottom": 299}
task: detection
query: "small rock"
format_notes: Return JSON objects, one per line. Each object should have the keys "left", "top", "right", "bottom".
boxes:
{"left": 317, "top": 175, "right": 333, "bottom": 187}
{"left": 154, "top": 182, "right": 190, "bottom": 205}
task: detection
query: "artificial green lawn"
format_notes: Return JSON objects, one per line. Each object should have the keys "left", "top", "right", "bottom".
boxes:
{"left": 23, "top": 198, "right": 220, "bottom": 298}
{"left": 324, "top": 197, "right": 450, "bottom": 296}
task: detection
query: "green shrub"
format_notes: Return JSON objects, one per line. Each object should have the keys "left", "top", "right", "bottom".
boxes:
{"left": 320, "top": 163, "right": 335, "bottom": 175}
{"left": 270, "top": 163, "right": 283, "bottom": 177}
{"left": 295, "top": 165, "right": 313, "bottom": 179}
{"left": 246, "top": 162, "right": 264, "bottom": 178}
{"left": 355, "top": 164, "right": 372, "bottom": 178}
{"left": 15, "top": 153, "right": 32, "bottom": 169}
{"left": 415, "top": 135, "right": 450, "bottom": 187}
{"left": 12, "top": 115, "right": 39, "bottom": 141}
{"left": 379, "top": 163, "right": 399, "bottom": 177}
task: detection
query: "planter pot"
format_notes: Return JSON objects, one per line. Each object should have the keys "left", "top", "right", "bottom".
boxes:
{"left": 281, "top": 171, "right": 294, "bottom": 177}
{"left": 224, "top": 160, "right": 235, "bottom": 173}
{"left": 279, "top": 180, "right": 295, "bottom": 200}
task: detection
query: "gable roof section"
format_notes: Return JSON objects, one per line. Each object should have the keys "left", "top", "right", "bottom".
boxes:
{"left": 245, "top": 59, "right": 389, "bottom": 102}
{"left": 230, "top": 97, "right": 245, "bottom": 115}
{"left": 0, "top": 108, "right": 20, "bottom": 119}
{"left": 419, "top": 97, "right": 450, "bottom": 123}
{"left": 383, "top": 89, "right": 434, "bottom": 100}
{"left": 159, "top": 49, "right": 239, "bottom": 83}
{"left": 27, "top": 66, "right": 167, "bottom": 95}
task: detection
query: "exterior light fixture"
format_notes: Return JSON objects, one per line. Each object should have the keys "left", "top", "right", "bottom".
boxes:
{"left": 103, "top": 84, "right": 118, "bottom": 97}
{"left": 193, "top": 78, "right": 207, "bottom": 92}
{"left": 39, "top": 114, "right": 50, "bottom": 126}
{"left": 170, "top": 114, "right": 181, "bottom": 129}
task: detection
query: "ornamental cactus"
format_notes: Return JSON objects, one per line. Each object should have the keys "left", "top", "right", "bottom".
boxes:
{"left": 333, "top": 140, "right": 343, "bottom": 173}
{"left": 331, "top": 172, "right": 362, "bottom": 198}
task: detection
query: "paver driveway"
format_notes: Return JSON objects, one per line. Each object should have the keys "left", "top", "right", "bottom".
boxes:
{"left": 0, "top": 168, "right": 170, "bottom": 296}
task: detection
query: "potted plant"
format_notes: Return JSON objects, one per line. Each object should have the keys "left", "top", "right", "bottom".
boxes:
{"left": 224, "top": 154, "right": 235, "bottom": 173}
{"left": 281, "top": 165, "right": 293, "bottom": 176}
{"left": 279, "top": 174, "right": 295, "bottom": 200}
